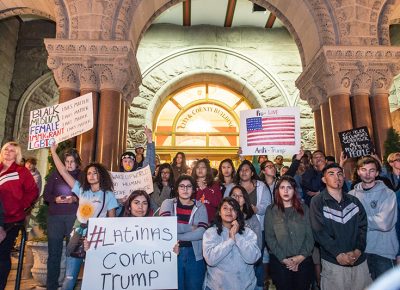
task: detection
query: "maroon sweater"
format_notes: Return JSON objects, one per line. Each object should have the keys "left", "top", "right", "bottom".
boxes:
{"left": 195, "top": 182, "right": 222, "bottom": 224}
{"left": 0, "top": 162, "right": 39, "bottom": 223}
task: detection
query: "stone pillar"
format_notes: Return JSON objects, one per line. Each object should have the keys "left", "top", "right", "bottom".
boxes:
{"left": 313, "top": 109, "right": 324, "bottom": 151}
{"left": 96, "top": 90, "right": 122, "bottom": 171}
{"left": 329, "top": 94, "right": 353, "bottom": 161}
{"left": 76, "top": 90, "right": 99, "bottom": 166}
{"left": 370, "top": 92, "right": 393, "bottom": 157}
{"left": 320, "top": 101, "right": 334, "bottom": 156}
{"left": 351, "top": 93, "right": 373, "bottom": 136}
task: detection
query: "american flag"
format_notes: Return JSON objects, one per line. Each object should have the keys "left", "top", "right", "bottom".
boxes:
{"left": 246, "top": 116, "right": 296, "bottom": 146}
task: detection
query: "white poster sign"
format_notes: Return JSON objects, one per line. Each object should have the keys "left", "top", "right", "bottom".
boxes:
{"left": 82, "top": 217, "right": 178, "bottom": 290}
{"left": 111, "top": 165, "right": 154, "bottom": 199}
{"left": 239, "top": 107, "right": 301, "bottom": 156}
{"left": 28, "top": 93, "right": 93, "bottom": 150}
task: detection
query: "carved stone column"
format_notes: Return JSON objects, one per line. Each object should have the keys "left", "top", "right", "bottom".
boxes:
{"left": 313, "top": 109, "right": 324, "bottom": 151}
{"left": 45, "top": 39, "right": 142, "bottom": 169}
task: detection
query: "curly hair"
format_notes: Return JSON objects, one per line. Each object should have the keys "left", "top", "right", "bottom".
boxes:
{"left": 123, "top": 190, "right": 151, "bottom": 217}
{"left": 192, "top": 158, "right": 214, "bottom": 187}
{"left": 214, "top": 197, "right": 245, "bottom": 236}
{"left": 217, "top": 159, "right": 236, "bottom": 184}
{"left": 80, "top": 163, "right": 114, "bottom": 192}
{"left": 228, "top": 185, "right": 255, "bottom": 220}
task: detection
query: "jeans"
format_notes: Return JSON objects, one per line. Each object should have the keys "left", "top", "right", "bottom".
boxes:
{"left": 0, "top": 222, "right": 22, "bottom": 290}
{"left": 60, "top": 256, "right": 83, "bottom": 290}
{"left": 270, "top": 254, "right": 313, "bottom": 290}
{"left": 47, "top": 214, "right": 76, "bottom": 290}
{"left": 178, "top": 247, "right": 205, "bottom": 290}
{"left": 366, "top": 253, "right": 396, "bottom": 280}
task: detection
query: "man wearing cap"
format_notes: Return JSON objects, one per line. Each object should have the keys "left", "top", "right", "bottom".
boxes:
{"left": 309, "top": 163, "right": 371, "bottom": 290}
{"left": 349, "top": 156, "right": 398, "bottom": 279}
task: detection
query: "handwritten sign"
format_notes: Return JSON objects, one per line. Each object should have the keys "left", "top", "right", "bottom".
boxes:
{"left": 28, "top": 93, "right": 93, "bottom": 150}
{"left": 111, "top": 166, "right": 154, "bottom": 199}
{"left": 339, "top": 126, "right": 374, "bottom": 158}
{"left": 82, "top": 217, "right": 178, "bottom": 290}
{"left": 239, "top": 107, "right": 300, "bottom": 156}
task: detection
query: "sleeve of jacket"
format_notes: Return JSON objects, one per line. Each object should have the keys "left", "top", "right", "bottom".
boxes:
{"left": 298, "top": 205, "right": 315, "bottom": 258}
{"left": 257, "top": 182, "right": 270, "bottom": 216}
{"left": 178, "top": 205, "right": 208, "bottom": 241}
{"left": 301, "top": 169, "right": 321, "bottom": 192}
{"left": 355, "top": 198, "right": 368, "bottom": 252}
{"left": 235, "top": 228, "right": 261, "bottom": 264}
{"left": 309, "top": 195, "right": 342, "bottom": 258}
{"left": 203, "top": 228, "right": 234, "bottom": 266}
{"left": 0, "top": 201, "right": 4, "bottom": 227}
{"left": 21, "top": 167, "right": 39, "bottom": 210}
{"left": 367, "top": 189, "right": 397, "bottom": 232}
{"left": 143, "top": 142, "right": 156, "bottom": 175}
{"left": 264, "top": 206, "right": 286, "bottom": 261}
{"left": 286, "top": 159, "right": 300, "bottom": 177}
{"left": 43, "top": 171, "right": 56, "bottom": 203}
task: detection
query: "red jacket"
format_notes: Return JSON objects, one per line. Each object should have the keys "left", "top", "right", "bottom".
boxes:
{"left": 0, "top": 162, "right": 39, "bottom": 223}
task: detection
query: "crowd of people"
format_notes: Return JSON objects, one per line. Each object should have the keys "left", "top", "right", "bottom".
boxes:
{"left": 0, "top": 134, "right": 399, "bottom": 290}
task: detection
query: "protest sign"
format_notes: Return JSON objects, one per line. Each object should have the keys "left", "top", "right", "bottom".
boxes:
{"left": 111, "top": 165, "right": 154, "bottom": 199}
{"left": 339, "top": 126, "right": 374, "bottom": 158}
{"left": 81, "top": 216, "right": 178, "bottom": 290}
{"left": 28, "top": 93, "right": 93, "bottom": 150}
{"left": 239, "top": 107, "right": 301, "bottom": 156}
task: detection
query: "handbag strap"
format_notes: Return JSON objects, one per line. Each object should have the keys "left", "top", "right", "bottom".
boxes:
{"left": 96, "top": 191, "right": 106, "bottom": 218}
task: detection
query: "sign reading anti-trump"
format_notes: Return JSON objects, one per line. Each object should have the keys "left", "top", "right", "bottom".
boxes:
{"left": 339, "top": 126, "right": 374, "bottom": 158}
{"left": 110, "top": 166, "right": 154, "bottom": 199}
{"left": 240, "top": 107, "right": 301, "bottom": 156}
{"left": 81, "top": 217, "right": 178, "bottom": 290}
{"left": 28, "top": 93, "right": 93, "bottom": 150}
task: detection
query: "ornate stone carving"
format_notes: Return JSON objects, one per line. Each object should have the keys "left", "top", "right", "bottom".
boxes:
{"left": 0, "top": 7, "right": 54, "bottom": 22}
{"left": 45, "top": 39, "right": 142, "bottom": 101}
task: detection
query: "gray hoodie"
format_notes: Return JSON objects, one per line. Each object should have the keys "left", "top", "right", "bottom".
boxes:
{"left": 349, "top": 180, "right": 399, "bottom": 259}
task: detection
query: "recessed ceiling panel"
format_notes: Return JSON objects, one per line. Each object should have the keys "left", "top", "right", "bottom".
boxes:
{"left": 191, "top": 0, "right": 228, "bottom": 26}
{"left": 153, "top": 2, "right": 183, "bottom": 25}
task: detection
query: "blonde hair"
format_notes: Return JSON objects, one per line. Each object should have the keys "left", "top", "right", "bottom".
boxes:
{"left": 387, "top": 152, "right": 400, "bottom": 164}
{"left": 0, "top": 141, "right": 23, "bottom": 165}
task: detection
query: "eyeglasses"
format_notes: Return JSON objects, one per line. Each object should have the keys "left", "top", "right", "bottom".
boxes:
{"left": 265, "top": 165, "right": 275, "bottom": 169}
{"left": 178, "top": 184, "right": 193, "bottom": 190}
{"left": 390, "top": 158, "right": 400, "bottom": 163}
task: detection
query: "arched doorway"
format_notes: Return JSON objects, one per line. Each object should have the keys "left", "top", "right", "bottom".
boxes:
{"left": 154, "top": 83, "right": 252, "bottom": 167}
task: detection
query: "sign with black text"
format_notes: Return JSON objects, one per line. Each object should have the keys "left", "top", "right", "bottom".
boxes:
{"left": 81, "top": 217, "right": 178, "bottom": 290}
{"left": 339, "top": 126, "right": 374, "bottom": 158}
{"left": 110, "top": 166, "right": 154, "bottom": 199}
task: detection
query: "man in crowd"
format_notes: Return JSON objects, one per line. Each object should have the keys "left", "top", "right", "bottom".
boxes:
{"left": 349, "top": 156, "right": 398, "bottom": 279}
{"left": 310, "top": 163, "right": 370, "bottom": 290}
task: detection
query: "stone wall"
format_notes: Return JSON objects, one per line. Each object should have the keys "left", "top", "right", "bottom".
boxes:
{"left": 0, "top": 17, "right": 19, "bottom": 144}
{"left": 3, "top": 19, "right": 55, "bottom": 144}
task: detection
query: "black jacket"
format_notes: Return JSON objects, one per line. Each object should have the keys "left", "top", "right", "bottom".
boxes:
{"left": 309, "top": 188, "right": 367, "bottom": 266}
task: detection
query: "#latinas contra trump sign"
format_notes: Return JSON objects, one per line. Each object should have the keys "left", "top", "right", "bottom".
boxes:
{"left": 239, "top": 107, "right": 301, "bottom": 156}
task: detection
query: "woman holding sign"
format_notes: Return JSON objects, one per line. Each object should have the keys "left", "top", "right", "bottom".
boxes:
{"left": 49, "top": 144, "right": 118, "bottom": 290}
{"left": 202, "top": 197, "right": 261, "bottom": 290}
{"left": 43, "top": 147, "right": 81, "bottom": 290}
{"left": 160, "top": 175, "right": 208, "bottom": 290}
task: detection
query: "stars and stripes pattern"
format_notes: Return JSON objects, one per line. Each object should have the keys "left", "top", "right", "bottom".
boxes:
{"left": 246, "top": 116, "right": 296, "bottom": 146}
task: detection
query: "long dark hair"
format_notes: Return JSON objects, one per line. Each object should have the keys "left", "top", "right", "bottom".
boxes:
{"left": 172, "top": 152, "right": 188, "bottom": 170}
{"left": 123, "top": 190, "right": 151, "bottom": 217}
{"left": 234, "top": 160, "right": 260, "bottom": 184}
{"left": 154, "top": 163, "right": 175, "bottom": 192}
{"left": 214, "top": 197, "right": 245, "bottom": 235}
{"left": 192, "top": 158, "right": 214, "bottom": 187}
{"left": 217, "top": 159, "right": 236, "bottom": 184}
{"left": 228, "top": 185, "right": 255, "bottom": 220}
{"left": 79, "top": 163, "right": 114, "bottom": 192}
{"left": 274, "top": 176, "right": 304, "bottom": 215}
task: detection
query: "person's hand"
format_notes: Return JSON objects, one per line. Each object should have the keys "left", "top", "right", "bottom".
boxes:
{"left": 55, "top": 196, "right": 77, "bottom": 204}
{"left": 295, "top": 149, "right": 305, "bottom": 161}
{"left": 173, "top": 241, "right": 180, "bottom": 255}
{"left": 396, "top": 256, "right": 400, "bottom": 265}
{"left": 237, "top": 147, "right": 244, "bottom": 161}
{"left": 50, "top": 142, "right": 58, "bottom": 154}
{"left": 306, "top": 191, "right": 319, "bottom": 197}
{"left": 336, "top": 252, "right": 353, "bottom": 266}
{"left": 251, "top": 205, "right": 258, "bottom": 214}
{"left": 229, "top": 220, "right": 239, "bottom": 240}
{"left": 339, "top": 151, "right": 348, "bottom": 167}
{"left": 117, "top": 196, "right": 128, "bottom": 206}
{"left": 345, "top": 249, "right": 361, "bottom": 265}
{"left": 144, "top": 126, "right": 153, "bottom": 143}
{"left": 0, "top": 226, "right": 6, "bottom": 243}
{"left": 83, "top": 238, "right": 90, "bottom": 251}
